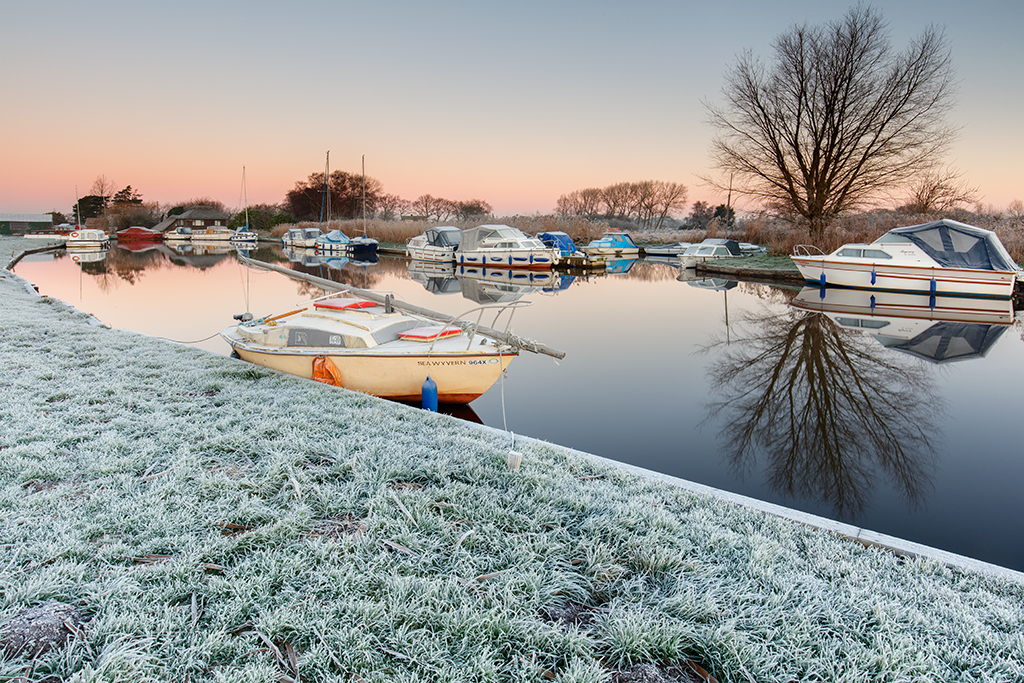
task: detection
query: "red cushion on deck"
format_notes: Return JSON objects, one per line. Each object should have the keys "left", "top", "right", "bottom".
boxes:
{"left": 314, "top": 299, "right": 377, "bottom": 311}
{"left": 397, "top": 326, "right": 462, "bottom": 342}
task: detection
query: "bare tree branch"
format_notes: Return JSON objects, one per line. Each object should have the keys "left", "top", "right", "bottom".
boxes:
{"left": 704, "top": 6, "right": 957, "bottom": 236}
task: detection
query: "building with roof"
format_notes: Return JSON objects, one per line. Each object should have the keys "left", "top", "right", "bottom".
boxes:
{"left": 152, "top": 206, "right": 230, "bottom": 234}
{"left": 0, "top": 214, "right": 53, "bottom": 234}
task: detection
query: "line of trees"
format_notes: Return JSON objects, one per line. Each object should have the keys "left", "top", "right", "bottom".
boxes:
{"left": 284, "top": 170, "right": 493, "bottom": 224}
{"left": 554, "top": 180, "right": 688, "bottom": 229}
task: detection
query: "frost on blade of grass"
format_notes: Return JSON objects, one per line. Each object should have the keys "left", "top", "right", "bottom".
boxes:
{"left": 2, "top": 252, "right": 1024, "bottom": 682}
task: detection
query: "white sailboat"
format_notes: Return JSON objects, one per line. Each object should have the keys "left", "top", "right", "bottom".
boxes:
{"left": 230, "top": 167, "right": 258, "bottom": 246}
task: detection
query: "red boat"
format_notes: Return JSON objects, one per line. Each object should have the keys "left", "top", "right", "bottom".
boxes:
{"left": 116, "top": 226, "right": 163, "bottom": 243}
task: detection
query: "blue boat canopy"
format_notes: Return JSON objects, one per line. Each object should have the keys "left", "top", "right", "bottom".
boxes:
{"left": 537, "top": 231, "right": 579, "bottom": 256}
{"left": 880, "top": 219, "right": 1020, "bottom": 272}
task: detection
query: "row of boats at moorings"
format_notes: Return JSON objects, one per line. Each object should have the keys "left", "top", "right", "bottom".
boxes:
{"left": 46, "top": 216, "right": 1023, "bottom": 298}
{"left": 25, "top": 216, "right": 1023, "bottom": 412}
{"left": 405, "top": 224, "right": 767, "bottom": 270}
{"left": 403, "top": 219, "right": 1022, "bottom": 300}
{"left": 28, "top": 215, "right": 1023, "bottom": 425}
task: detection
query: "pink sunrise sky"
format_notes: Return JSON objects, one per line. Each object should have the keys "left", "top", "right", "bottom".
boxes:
{"left": 2, "top": 1, "right": 1021, "bottom": 218}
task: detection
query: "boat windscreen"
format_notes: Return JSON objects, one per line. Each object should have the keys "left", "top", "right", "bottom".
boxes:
{"left": 888, "top": 219, "right": 1019, "bottom": 271}
{"left": 428, "top": 228, "right": 461, "bottom": 247}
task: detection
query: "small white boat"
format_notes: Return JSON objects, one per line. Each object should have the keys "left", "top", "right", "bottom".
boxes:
{"left": 456, "top": 224, "right": 560, "bottom": 269}
{"left": 643, "top": 242, "right": 692, "bottom": 257}
{"left": 230, "top": 228, "right": 258, "bottom": 245}
{"left": 65, "top": 228, "right": 109, "bottom": 248}
{"left": 222, "top": 294, "right": 520, "bottom": 404}
{"left": 163, "top": 226, "right": 193, "bottom": 242}
{"left": 315, "top": 230, "right": 351, "bottom": 253}
{"left": 679, "top": 239, "right": 743, "bottom": 268}
{"left": 791, "top": 219, "right": 1020, "bottom": 298}
{"left": 282, "top": 227, "right": 322, "bottom": 249}
{"left": 407, "top": 226, "right": 462, "bottom": 262}
{"left": 581, "top": 230, "right": 640, "bottom": 258}
{"left": 191, "top": 226, "right": 233, "bottom": 242}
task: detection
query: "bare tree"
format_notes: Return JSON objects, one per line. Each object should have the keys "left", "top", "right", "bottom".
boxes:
{"left": 901, "top": 166, "right": 980, "bottom": 214}
{"left": 557, "top": 181, "right": 686, "bottom": 227}
{"left": 377, "top": 193, "right": 410, "bottom": 220}
{"left": 555, "top": 188, "right": 603, "bottom": 218}
{"left": 411, "top": 194, "right": 455, "bottom": 221}
{"left": 1008, "top": 199, "right": 1024, "bottom": 224}
{"left": 650, "top": 180, "right": 688, "bottom": 229}
{"left": 705, "top": 6, "right": 957, "bottom": 236}
{"left": 90, "top": 174, "right": 116, "bottom": 204}
{"left": 601, "top": 182, "right": 637, "bottom": 220}
{"left": 454, "top": 199, "right": 492, "bottom": 221}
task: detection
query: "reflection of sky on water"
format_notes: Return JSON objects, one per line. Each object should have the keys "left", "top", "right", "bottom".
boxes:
{"left": 13, "top": 248, "right": 1024, "bottom": 571}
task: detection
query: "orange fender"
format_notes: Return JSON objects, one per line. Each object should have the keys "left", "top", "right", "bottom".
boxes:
{"left": 311, "top": 356, "right": 343, "bottom": 387}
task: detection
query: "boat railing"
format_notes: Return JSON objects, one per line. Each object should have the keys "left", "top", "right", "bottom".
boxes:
{"left": 793, "top": 244, "right": 826, "bottom": 257}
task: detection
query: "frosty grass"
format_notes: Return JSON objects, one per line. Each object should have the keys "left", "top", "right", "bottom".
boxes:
{"left": 1, "top": 240, "right": 1022, "bottom": 682}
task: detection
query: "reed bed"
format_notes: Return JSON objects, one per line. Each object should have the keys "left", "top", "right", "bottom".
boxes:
{"left": 1, "top": 236, "right": 1022, "bottom": 682}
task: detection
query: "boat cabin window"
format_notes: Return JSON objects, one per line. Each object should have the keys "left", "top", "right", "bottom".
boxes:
{"left": 862, "top": 249, "right": 892, "bottom": 259}
{"left": 714, "top": 247, "right": 730, "bottom": 256}
{"left": 287, "top": 328, "right": 347, "bottom": 348}
{"left": 835, "top": 317, "right": 890, "bottom": 330}
{"left": 836, "top": 248, "right": 863, "bottom": 258}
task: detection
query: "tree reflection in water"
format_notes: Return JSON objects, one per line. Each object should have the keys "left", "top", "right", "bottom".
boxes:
{"left": 703, "top": 305, "right": 942, "bottom": 517}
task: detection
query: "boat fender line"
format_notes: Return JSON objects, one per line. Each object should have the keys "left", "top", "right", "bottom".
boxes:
{"left": 312, "top": 356, "right": 343, "bottom": 387}
{"left": 421, "top": 375, "right": 438, "bottom": 412}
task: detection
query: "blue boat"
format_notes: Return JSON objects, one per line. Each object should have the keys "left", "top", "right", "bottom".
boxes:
{"left": 315, "top": 229, "right": 350, "bottom": 253}
{"left": 537, "top": 231, "right": 581, "bottom": 257}
{"left": 582, "top": 230, "right": 639, "bottom": 258}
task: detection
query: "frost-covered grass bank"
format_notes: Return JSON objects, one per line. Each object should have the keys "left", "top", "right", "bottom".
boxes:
{"left": 1, "top": 239, "right": 1023, "bottom": 682}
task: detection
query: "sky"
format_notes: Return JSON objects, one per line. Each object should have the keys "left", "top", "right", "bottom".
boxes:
{"left": 2, "top": 0, "right": 1022, "bottom": 218}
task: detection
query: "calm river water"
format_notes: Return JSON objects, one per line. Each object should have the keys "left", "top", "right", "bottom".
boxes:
{"left": 14, "top": 243, "right": 1024, "bottom": 572}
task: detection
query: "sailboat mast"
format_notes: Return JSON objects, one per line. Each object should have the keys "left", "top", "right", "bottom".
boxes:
{"left": 243, "top": 167, "right": 249, "bottom": 230}
{"left": 361, "top": 154, "right": 366, "bottom": 237}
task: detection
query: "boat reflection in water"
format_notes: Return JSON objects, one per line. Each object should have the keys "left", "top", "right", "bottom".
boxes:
{"left": 791, "top": 286, "right": 1012, "bottom": 363}
{"left": 407, "top": 261, "right": 462, "bottom": 295}
{"left": 67, "top": 246, "right": 109, "bottom": 264}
